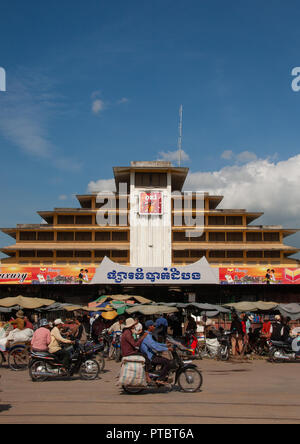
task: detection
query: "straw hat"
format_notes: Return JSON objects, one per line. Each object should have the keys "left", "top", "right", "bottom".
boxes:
{"left": 124, "top": 318, "right": 137, "bottom": 329}
{"left": 16, "top": 310, "right": 24, "bottom": 319}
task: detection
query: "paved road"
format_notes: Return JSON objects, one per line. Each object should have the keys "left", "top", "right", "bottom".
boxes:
{"left": 0, "top": 357, "right": 300, "bottom": 424}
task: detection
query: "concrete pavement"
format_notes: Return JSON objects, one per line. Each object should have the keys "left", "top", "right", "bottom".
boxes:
{"left": 0, "top": 357, "right": 300, "bottom": 424}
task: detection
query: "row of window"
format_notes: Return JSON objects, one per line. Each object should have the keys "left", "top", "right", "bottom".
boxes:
{"left": 12, "top": 249, "right": 283, "bottom": 259}
{"left": 18, "top": 230, "right": 281, "bottom": 243}
{"left": 173, "top": 250, "right": 282, "bottom": 259}
{"left": 41, "top": 214, "right": 253, "bottom": 226}
{"left": 16, "top": 250, "right": 129, "bottom": 259}
{"left": 19, "top": 231, "right": 129, "bottom": 242}
{"left": 172, "top": 232, "right": 280, "bottom": 242}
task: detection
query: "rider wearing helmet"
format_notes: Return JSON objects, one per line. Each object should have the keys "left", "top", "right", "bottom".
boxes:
{"left": 31, "top": 319, "right": 51, "bottom": 352}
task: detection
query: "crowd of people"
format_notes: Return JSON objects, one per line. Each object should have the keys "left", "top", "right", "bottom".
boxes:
{"left": 2, "top": 308, "right": 300, "bottom": 378}
{"left": 26, "top": 312, "right": 176, "bottom": 383}
{"left": 227, "top": 312, "right": 299, "bottom": 357}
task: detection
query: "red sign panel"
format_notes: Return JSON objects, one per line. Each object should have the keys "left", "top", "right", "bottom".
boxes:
{"left": 139, "top": 192, "right": 163, "bottom": 215}
{"left": 219, "top": 267, "right": 300, "bottom": 284}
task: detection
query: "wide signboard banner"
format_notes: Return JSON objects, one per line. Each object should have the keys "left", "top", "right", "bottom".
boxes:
{"left": 219, "top": 266, "right": 300, "bottom": 285}
{"left": 0, "top": 261, "right": 300, "bottom": 285}
{"left": 0, "top": 266, "right": 96, "bottom": 285}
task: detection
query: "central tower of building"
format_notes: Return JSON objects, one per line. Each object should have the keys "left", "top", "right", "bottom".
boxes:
{"left": 113, "top": 161, "right": 188, "bottom": 267}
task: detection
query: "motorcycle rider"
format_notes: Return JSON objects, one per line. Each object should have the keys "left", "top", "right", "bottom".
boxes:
{"left": 49, "top": 319, "right": 74, "bottom": 373}
{"left": 140, "top": 320, "right": 173, "bottom": 385}
{"left": 282, "top": 317, "right": 292, "bottom": 342}
{"left": 120, "top": 318, "right": 148, "bottom": 358}
{"left": 31, "top": 319, "right": 51, "bottom": 352}
{"left": 153, "top": 316, "right": 168, "bottom": 343}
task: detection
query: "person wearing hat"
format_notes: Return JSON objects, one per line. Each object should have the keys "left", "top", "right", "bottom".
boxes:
{"left": 120, "top": 318, "right": 148, "bottom": 358}
{"left": 270, "top": 315, "right": 284, "bottom": 341}
{"left": 10, "top": 310, "right": 26, "bottom": 331}
{"left": 153, "top": 315, "right": 168, "bottom": 343}
{"left": 49, "top": 319, "right": 74, "bottom": 372}
{"left": 140, "top": 320, "right": 172, "bottom": 385}
{"left": 31, "top": 319, "right": 51, "bottom": 352}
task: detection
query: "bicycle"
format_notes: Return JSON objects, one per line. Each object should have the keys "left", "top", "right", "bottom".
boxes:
{"left": 0, "top": 342, "right": 31, "bottom": 371}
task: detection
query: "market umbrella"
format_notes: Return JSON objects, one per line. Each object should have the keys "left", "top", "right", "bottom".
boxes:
{"left": 223, "top": 301, "right": 278, "bottom": 312}
{"left": 277, "top": 303, "right": 300, "bottom": 320}
{"left": 0, "top": 295, "right": 55, "bottom": 309}
{"left": 185, "top": 303, "right": 231, "bottom": 314}
{"left": 110, "top": 300, "right": 133, "bottom": 315}
{"left": 0, "top": 306, "right": 19, "bottom": 313}
{"left": 126, "top": 304, "right": 178, "bottom": 316}
{"left": 64, "top": 305, "right": 111, "bottom": 312}
{"left": 90, "top": 294, "right": 152, "bottom": 307}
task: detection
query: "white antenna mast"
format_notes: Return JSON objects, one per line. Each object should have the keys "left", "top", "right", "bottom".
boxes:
{"left": 178, "top": 104, "right": 183, "bottom": 166}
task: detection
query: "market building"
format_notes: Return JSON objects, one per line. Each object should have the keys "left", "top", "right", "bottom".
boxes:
{"left": 0, "top": 161, "right": 300, "bottom": 304}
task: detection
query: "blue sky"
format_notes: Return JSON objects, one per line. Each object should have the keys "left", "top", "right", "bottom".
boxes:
{"left": 1, "top": 0, "right": 300, "bottom": 257}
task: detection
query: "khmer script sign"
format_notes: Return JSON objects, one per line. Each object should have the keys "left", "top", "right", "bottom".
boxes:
{"left": 91, "top": 256, "right": 219, "bottom": 285}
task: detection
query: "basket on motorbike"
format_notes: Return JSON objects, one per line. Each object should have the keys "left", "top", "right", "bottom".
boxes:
{"left": 118, "top": 355, "right": 147, "bottom": 388}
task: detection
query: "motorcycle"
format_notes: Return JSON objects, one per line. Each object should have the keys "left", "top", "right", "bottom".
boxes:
{"left": 217, "top": 331, "right": 231, "bottom": 361}
{"left": 109, "top": 331, "right": 122, "bottom": 362}
{"left": 183, "top": 330, "right": 200, "bottom": 359}
{"left": 83, "top": 340, "right": 105, "bottom": 372}
{"left": 98, "top": 328, "right": 111, "bottom": 357}
{"left": 251, "top": 329, "right": 270, "bottom": 356}
{"left": 122, "top": 337, "right": 203, "bottom": 394}
{"left": 269, "top": 338, "right": 300, "bottom": 363}
{"left": 29, "top": 341, "right": 100, "bottom": 382}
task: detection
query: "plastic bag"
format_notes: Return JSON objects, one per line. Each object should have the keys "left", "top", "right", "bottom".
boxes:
{"left": 6, "top": 328, "right": 33, "bottom": 344}
{"left": 118, "top": 355, "right": 147, "bottom": 387}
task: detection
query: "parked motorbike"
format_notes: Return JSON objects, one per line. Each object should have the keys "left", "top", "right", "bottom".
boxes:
{"left": 98, "top": 328, "right": 111, "bottom": 357}
{"left": 29, "top": 341, "right": 100, "bottom": 382}
{"left": 217, "top": 331, "right": 231, "bottom": 361}
{"left": 182, "top": 330, "right": 201, "bottom": 359}
{"left": 109, "top": 331, "right": 122, "bottom": 362}
{"left": 269, "top": 338, "right": 300, "bottom": 363}
{"left": 251, "top": 329, "right": 270, "bottom": 356}
{"left": 122, "top": 337, "right": 203, "bottom": 394}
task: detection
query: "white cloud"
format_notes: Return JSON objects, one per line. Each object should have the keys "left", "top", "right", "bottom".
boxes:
{"left": 0, "top": 72, "right": 82, "bottom": 172}
{"left": 236, "top": 151, "right": 258, "bottom": 163}
{"left": 92, "top": 99, "right": 105, "bottom": 114}
{"left": 221, "top": 150, "right": 233, "bottom": 160}
{"left": 87, "top": 178, "right": 116, "bottom": 193}
{"left": 58, "top": 194, "right": 68, "bottom": 201}
{"left": 221, "top": 150, "right": 258, "bottom": 163}
{"left": 117, "top": 97, "right": 129, "bottom": 104}
{"left": 184, "top": 154, "right": 300, "bottom": 227}
{"left": 157, "top": 149, "right": 190, "bottom": 165}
